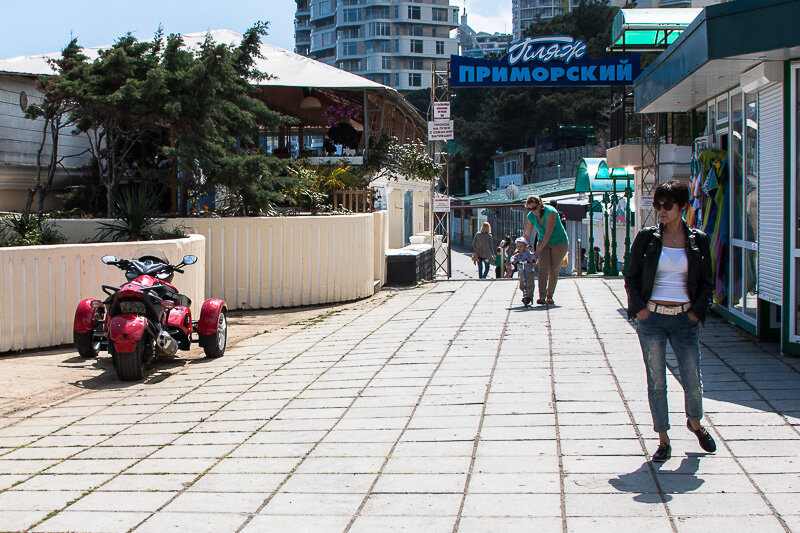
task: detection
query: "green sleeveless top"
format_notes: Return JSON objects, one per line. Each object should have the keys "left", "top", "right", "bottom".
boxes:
{"left": 527, "top": 205, "right": 568, "bottom": 245}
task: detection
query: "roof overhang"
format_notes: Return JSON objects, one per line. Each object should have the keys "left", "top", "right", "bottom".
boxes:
{"left": 634, "top": 0, "right": 800, "bottom": 114}
{"left": 610, "top": 8, "right": 701, "bottom": 53}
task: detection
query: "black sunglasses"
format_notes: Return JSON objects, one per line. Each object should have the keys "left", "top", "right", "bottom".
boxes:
{"left": 652, "top": 199, "right": 675, "bottom": 211}
{"left": 527, "top": 202, "right": 540, "bottom": 209}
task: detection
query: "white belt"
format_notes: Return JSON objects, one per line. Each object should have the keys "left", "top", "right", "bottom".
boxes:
{"left": 647, "top": 301, "right": 691, "bottom": 315}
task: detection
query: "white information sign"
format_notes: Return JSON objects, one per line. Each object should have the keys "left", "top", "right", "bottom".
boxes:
{"left": 433, "top": 193, "right": 451, "bottom": 213}
{"left": 428, "top": 120, "right": 454, "bottom": 141}
{"left": 433, "top": 102, "right": 450, "bottom": 120}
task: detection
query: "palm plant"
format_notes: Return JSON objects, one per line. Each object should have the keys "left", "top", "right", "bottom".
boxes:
{"left": 96, "top": 188, "right": 166, "bottom": 241}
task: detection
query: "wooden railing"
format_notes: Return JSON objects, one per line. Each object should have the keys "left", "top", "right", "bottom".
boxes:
{"left": 334, "top": 190, "right": 373, "bottom": 213}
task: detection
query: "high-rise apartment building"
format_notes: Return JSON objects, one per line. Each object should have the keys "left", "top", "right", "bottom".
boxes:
{"left": 458, "top": 13, "right": 512, "bottom": 59}
{"left": 294, "top": 0, "right": 460, "bottom": 91}
{"left": 512, "top": 0, "right": 628, "bottom": 40}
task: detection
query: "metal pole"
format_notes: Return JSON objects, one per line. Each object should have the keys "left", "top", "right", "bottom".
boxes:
{"left": 587, "top": 192, "right": 596, "bottom": 274}
{"left": 465, "top": 166, "right": 470, "bottom": 197}
{"left": 602, "top": 192, "right": 611, "bottom": 276}
{"left": 623, "top": 175, "right": 632, "bottom": 275}
{"left": 610, "top": 176, "right": 619, "bottom": 276}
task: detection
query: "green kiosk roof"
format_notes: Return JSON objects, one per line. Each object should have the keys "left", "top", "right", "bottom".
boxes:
{"left": 610, "top": 8, "right": 701, "bottom": 52}
{"left": 635, "top": 0, "right": 800, "bottom": 113}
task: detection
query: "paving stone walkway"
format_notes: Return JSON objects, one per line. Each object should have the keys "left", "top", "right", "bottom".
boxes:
{"left": 1, "top": 278, "right": 799, "bottom": 532}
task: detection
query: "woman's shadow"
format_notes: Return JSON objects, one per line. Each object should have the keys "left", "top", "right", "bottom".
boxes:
{"left": 609, "top": 453, "right": 705, "bottom": 502}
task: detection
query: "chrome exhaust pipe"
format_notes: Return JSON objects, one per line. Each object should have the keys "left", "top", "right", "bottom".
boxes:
{"left": 155, "top": 329, "right": 178, "bottom": 356}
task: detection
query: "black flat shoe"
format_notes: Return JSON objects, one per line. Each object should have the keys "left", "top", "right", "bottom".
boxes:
{"left": 536, "top": 298, "right": 546, "bottom": 305}
{"left": 546, "top": 298, "right": 554, "bottom": 305}
{"left": 652, "top": 443, "right": 671, "bottom": 463}
{"left": 687, "top": 420, "right": 717, "bottom": 453}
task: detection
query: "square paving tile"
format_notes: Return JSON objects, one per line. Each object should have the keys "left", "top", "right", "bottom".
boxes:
{"left": 32, "top": 510, "right": 149, "bottom": 533}
{"left": 241, "top": 514, "right": 352, "bottom": 533}
{"left": 133, "top": 511, "right": 248, "bottom": 533}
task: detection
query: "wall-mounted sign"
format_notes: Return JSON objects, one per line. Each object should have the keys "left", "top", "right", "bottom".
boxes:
{"left": 433, "top": 102, "right": 450, "bottom": 120}
{"left": 433, "top": 193, "right": 451, "bottom": 213}
{"left": 428, "top": 120, "right": 454, "bottom": 141}
{"left": 451, "top": 36, "right": 640, "bottom": 88}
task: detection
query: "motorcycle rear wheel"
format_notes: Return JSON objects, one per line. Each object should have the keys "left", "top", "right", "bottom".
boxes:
{"left": 200, "top": 309, "right": 227, "bottom": 359}
{"left": 113, "top": 338, "right": 150, "bottom": 381}
{"left": 73, "top": 331, "right": 100, "bottom": 358}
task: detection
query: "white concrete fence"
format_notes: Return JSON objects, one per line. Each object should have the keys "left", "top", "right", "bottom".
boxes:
{"left": 0, "top": 235, "right": 206, "bottom": 353}
{"left": 1, "top": 213, "right": 388, "bottom": 352}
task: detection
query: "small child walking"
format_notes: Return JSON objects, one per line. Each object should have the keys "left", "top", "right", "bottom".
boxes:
{"left": 511, "top": 237, "right": 536, "bottom": 306}
{"left": 495, "top": 247, "right": 504, "bottom": 278}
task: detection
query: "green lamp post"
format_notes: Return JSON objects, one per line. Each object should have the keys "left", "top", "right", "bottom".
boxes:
{"left": 587, "top": 192, "right": 596, "bottom": 274}
{"left": 623, "top": 173, "right": 632, "bottom": 275}
{"left": 602, "top": 191, "right": 611, "bottom": 276}
{"left": 609, "top": 173, "right": 619, "bottom": 276}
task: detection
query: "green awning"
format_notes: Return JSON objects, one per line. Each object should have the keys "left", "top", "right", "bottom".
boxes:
{"left": 610, "top": 8, "right": 701, "bottom": 52}
{"left": 575, "top": 159, "right": 629, "bottom": 193}
{"left": 635, "top": 0, "right": 800, "bottom": 113}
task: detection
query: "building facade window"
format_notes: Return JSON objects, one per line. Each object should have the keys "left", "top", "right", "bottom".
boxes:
{"left": 343, "top": 8, "right": 361, "bottom": 22}
{"left": 436, "top": 41, "right": 445, "bottom": 55}
{"left": 409, "top": 58, "right": 423, "bottom": 70}
{"left": 408, "top": 5, "right": 421, "bottom": 19}
{"left": 369, "top": 22, "right": 391, "bottom": 36}
{"left": 410, "top": 39, "right": 423, "bottom": 54}
{"left": 382, "top": 56, "right": 392, "bottom": 70}
{"left": 342, "top": 42, "right": 359, "bottom": 56}
{"left": 432, "top": 8, "right": 448, "bottom": 21}
{"left": 409, "top": 73, "right": 422, "bottom": 87}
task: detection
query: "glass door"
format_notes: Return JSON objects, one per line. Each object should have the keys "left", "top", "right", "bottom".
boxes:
{"left": 792, "top": 64, "right": 800, "bottom": 339}
{"left": 729, "top": 90, "right": 758, "bottom": 322}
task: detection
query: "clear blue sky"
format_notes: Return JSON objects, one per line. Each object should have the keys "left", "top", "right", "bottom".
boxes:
{"left": 0, "top": 0, "right": 509, "bottom": 59}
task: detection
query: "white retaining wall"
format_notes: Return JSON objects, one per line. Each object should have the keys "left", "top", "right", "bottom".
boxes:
{"left": 51, "top": 212, "right": 389, "bottom": 310}
{"left": 0, "top": 235, "right": 205, "bottom": 352}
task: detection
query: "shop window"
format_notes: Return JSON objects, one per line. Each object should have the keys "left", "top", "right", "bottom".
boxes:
{"left": 744, "top": 249, "right": 757, "bottom": 318}
{"left": 731, "top": 92, "right": 743, "bottom": 241}
{"left": 745, "top": 92, "right": 758, "bottom": 242}
{"left": 717, "top": 95, "right": 728, "bottom": 126}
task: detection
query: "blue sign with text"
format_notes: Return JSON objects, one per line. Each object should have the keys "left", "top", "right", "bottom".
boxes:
{"left": 451, "top": 36, "right": 640, "bottom": 88}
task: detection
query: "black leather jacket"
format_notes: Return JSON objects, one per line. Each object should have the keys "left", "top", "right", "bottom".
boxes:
{"left": 624, "top": 222, "right": 714, "bottom": 323}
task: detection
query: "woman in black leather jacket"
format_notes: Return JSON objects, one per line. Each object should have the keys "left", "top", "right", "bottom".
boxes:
{"left": 624, "top": 179, "right": 716, "bottom": 463}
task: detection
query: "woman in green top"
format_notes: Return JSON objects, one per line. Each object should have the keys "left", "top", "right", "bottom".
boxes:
{"left": 523, "top": 194, "right": 569, "bottom": 305}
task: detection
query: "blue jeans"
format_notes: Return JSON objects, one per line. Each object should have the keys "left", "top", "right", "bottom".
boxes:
{"left": 477, "top": 259, "right": 491, "bottom": 279}
{"left": 636, "top": 311, "right": 703, "bottom": 433}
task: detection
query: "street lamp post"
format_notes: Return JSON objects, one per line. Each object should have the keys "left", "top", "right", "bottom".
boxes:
{"left": 602, "top": 191, "right": 611, "bottom": 276}
{"left": 623, "top": 174, "right": 632, "bottom": 275}
{"left": 587, "top": 192, "right": 596, "bottom": 274}
{"left": 609, "top": 174, "right": 619, "bottom": 276}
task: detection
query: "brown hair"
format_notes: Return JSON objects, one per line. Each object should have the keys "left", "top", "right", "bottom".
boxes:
{"left": 526, "top": 195, "right": 542, "bottom": 207}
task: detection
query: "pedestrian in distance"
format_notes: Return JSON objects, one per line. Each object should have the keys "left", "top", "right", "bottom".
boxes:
{"left": 495, "top": 247, "right": 504, "bottom": 279}
{"left": 472, "top": 222, "right": 494, "bottom": 279}
{"left": 523, "top": 195, "right": 569, "bottom": 305}
{"left": 510, "top": 237, "right": 536, "bottom": 306}
{"left": 502, "top": 235, "right": 514, "bottom": 278}
{"left": 624, "top": 179, "right": 716, "bottom": 463}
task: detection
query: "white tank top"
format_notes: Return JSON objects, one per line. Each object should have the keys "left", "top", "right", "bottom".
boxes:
{"left": 650, "top": 247, "right": 691, "bottom": 303}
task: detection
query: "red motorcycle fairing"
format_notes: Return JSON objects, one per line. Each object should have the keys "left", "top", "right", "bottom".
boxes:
{"left": 74, "top": 298, "right": 103, "bottom": 334}
{"left": 133, "top": 275, "right": 178, "bottom": 292}
{"left": 165, "top": 306, "right": 192, "bottom": 336}
{"left": 198, "top": 299, "right": 227, "bottom": 336}
{"left": 109, "top": 314, "right": 147, "bottom": 353}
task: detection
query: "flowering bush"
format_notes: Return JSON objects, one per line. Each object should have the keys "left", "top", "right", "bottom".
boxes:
{"left": 323, "top": 103, "right": 361, "bottom": 127}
